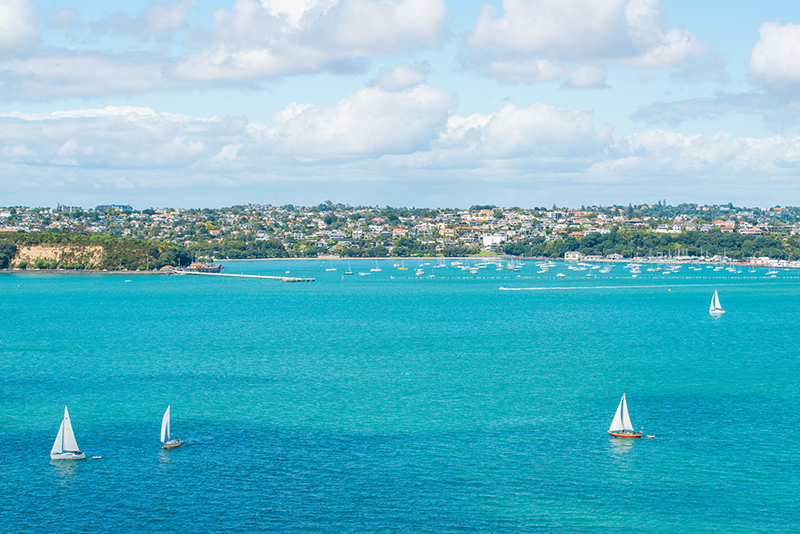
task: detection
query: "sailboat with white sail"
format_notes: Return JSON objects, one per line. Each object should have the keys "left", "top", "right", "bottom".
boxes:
{"left": 50, "top": 406, "right": 86, "bottom": 460}
{"left": 709, "top": 290, "right": 725, "bottom": 315}
{"left": 608, "top": 394, "right": 642, "bottom": 438}
{"left": 161, "top": 405, "right": 183, "bottom": 449}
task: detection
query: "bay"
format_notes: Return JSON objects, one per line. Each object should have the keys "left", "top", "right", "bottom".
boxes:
{"left": 2, "top": 260, "right": 799, "bottom": 532}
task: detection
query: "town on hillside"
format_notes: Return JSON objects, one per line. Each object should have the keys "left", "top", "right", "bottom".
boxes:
{"left": 2, "top": 201, "right": 800, "bottom": 270}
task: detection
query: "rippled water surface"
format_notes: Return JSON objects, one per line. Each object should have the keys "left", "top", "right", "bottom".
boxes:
{"left": 2, "top": 260, "right": 799, "bottom": 532}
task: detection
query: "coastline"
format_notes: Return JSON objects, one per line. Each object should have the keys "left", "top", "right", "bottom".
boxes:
{"left": 1, "top": 268, "right": 167, "bottom": 275}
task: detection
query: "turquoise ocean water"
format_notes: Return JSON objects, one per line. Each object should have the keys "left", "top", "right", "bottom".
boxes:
{"left": 2, "top": 259, "right": 799, "bottom": 532}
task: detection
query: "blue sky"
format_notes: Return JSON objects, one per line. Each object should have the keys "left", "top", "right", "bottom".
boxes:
{"left": 3, "top": 0, "right": 800, "bottom": 209}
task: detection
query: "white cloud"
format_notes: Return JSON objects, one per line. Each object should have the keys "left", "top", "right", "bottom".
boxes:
{"left": 466, "top": 0, "right": 723, "bottom": 85}
{"left": 0, "top": 52, "right": 188, "bottom": 101}
{"left": 5, "top": 99, "right": 800, "bottom": 207}
{"left": 369, "top": 64, "right": 429, "bottom": 91}
{"left": 96, "top": 0, "right": 197, "bottom": 38}
{"left": 267, "top": 85, "right": 457, "bottom": 157}
{"left": 261, "top": 0, "right": 337, "bottom": 27}
{"left": 749, "top": 19, "right": 800, "bottom": 97}
{"left": 0, "top": 85, "right": 457, "bottom": 170}
{"left": 175, "top": 0, "right": 449, "bottom": 81}
{"left": 0, "top": 106, "right": 211, "bottom": 169}
{"left": 567, "top": 65, "right": 608, "bottom": 89}
{"left": 0, "top": 0, "right": 449, "bottom": 100}
{"left": 0, "top": 0, "right": 39, "bottom": 59}
{"left": 473, "top": 58, "right": 564, "bottom": 84}
{"left": 439, "top": 102, "right": 603, "bottom": 160}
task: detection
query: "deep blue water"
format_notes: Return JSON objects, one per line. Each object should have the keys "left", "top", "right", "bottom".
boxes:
{"left": 2, "top": 260, "right": 799, "bottom": 532}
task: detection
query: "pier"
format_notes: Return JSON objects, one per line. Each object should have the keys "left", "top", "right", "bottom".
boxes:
{"left": 176, "top": 271, "right": 314, "bottom": 283}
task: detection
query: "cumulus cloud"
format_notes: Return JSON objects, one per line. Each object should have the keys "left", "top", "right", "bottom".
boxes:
{"left": 175, "top": 0, "right": 449, "bottom": 81}
{"left": 0, "top": 106, "right": 212, "bottom": 168}
{"left": 466, "top": 0, "right": 724, "bottom": 86}
{"left": 0, "top": 0, "right": 39, "bottom": 59}
{"left": 438, "top": 102, "right": 607, "bottom": 161}
{"left": 749, "top": 19, "right": 800, "bottom": 97}
{"left": 265, "top": 85, "right": 458, "bottom": 157}
{"left": 599, "top": 130, "right": 800, "bottom": 179}
{"left": 0, "top": 0, "right": 450, "bottom": 100}
{"left": 0, "top": 85, "right": 456, "bottom": 171}
{"left": 6, "top": 97, "right": 800, "bottom": 207}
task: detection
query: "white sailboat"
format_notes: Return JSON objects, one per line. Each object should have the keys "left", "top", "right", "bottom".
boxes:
{"left": 608, "top": 394, "right": 642, "bottom": 438}
{"left": 50, "top": 406, "right": 86, "bottom": 460}
{"left": 161, "top": 405, "right": 183, "bottom": 449}
{"left": 709, "top": 290, "right": 725, "bottom": 315}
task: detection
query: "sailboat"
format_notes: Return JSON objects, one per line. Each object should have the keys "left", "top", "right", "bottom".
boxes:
{"left": 709, "top": 290, "right": 725, "bottom": 315}
{"left": 50, "top": 406, "right": 86, "bottom": 460}
{"left": 161, "top": 405, "right": 183, "bottom": 449}
{"left": 608, "top": 394, "right": 642, "bottom": 438}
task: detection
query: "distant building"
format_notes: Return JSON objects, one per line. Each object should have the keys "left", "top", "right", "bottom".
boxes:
{"left": 96, "top": 204, "right": 133, "bottom": 211}
{"left": 565, "top": 251, "right": 582, "bottom": 261}
{"left": 184, "top": 262, "right": 222, "bottom": 273}
{"left": 482, "top": 234, "right": 505, "bottom": 248}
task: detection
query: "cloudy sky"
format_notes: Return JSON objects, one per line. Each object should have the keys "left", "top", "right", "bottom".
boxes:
{"left": 2, "top": 0, "right": 800, "bottom": 209}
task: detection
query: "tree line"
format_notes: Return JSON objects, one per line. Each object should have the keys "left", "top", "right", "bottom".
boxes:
{"left": 500, "top": 228, "right": 798, "bottom": 260}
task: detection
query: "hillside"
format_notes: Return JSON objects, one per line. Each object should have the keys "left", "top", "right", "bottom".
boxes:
{"left": 0, "top": 232, "right": 191, "bottom": 270}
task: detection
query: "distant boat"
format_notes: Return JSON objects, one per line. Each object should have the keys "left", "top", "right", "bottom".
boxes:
{"left": 161, "top": 405, "right": 183, "bottom": 449}
{"left": 608, "top": 394, "right": 642, "bottom": 438}
{"left": 709, "top": 290, "right": 725, "bottom": 315}
{"left": 556, "top": 273, "right": 566, "bottom": 278}
{"left": 325, "top": 259, "right": 336, "bottom": 272}
{"left": 370, "top": 260, "right": 382, "bottom": 272}
{"left": 343, "top": 261, "right": 354, "bottom": 275}
{"left": 51, "top": 406, "right": 86, "bottom": 460}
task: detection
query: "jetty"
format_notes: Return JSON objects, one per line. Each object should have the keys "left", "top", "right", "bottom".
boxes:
{"left": 176, "top": 271, "right": 314, "bottom": 283}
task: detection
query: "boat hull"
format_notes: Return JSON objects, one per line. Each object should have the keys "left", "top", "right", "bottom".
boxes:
{"left": 50, "top": 451, "right": 86, "bottom": 460}
{"left": 608, "top": 432, "right": 642, "bottom": 438}
{"left": 163, "top": 439, "right": 183, "bottom": 449}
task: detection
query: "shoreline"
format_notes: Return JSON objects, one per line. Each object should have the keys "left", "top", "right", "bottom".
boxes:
{"left": 1, "top": 268, "right": 166, "bottom": 275}
{"left": 4, "top": 255, "right": 798, "bottom": 275}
